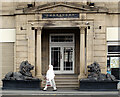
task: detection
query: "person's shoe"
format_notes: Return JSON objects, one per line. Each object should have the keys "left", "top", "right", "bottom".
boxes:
{"left": 43, "top": 88, "right": 47, "bottom": 91}
{"left": 53, "top": 89, "right": 57, "bottom": 91}
{"left": 43, "top": 89, "right": 47, "bottom": 91}
{"left": 53, "top": 88, "right": 57, "bottom": 91}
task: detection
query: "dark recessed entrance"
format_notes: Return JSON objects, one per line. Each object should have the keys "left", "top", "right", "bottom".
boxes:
{"left": 42, "top": 27, "right": 80, "bottom": 74}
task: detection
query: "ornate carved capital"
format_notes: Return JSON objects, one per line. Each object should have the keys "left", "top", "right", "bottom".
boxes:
{"left": 79, "top": 27, "right": 86, "bottom": 34}
{"left": 36, "top": 27, "right": 42, "bottom": 31}
{"left": 36, "top": 27, "right": 42, "bottom": 35}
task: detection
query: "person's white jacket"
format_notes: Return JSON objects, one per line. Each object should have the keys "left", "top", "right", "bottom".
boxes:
{"left": 46, "top": 65, "right": 55, "bottom": 80}
{"left": 43, "top": 64, "right": 57, "bottom": 91}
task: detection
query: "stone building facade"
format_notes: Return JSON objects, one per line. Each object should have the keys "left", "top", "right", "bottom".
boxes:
{"left": 0, "top": 1, "right": 119, "bottom": 88}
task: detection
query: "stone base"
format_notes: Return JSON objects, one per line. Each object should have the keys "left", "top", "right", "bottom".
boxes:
{"left": 79, "top": 80, "right": 119, "bottom": 91}
{"left": 2, "top": 80, "right": 42, "bottom": 90}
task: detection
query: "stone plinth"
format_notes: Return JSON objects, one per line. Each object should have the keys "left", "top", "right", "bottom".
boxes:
{"left": 2, "top": 80, "right": 42, "bottom": 90}
{"left": 79, "top": 80, "right": 119, "bottom": 91}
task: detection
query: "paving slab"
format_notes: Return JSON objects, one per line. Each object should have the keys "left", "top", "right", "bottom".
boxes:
{"left": 0, "top": 89, "right": 120, "bottom": 96}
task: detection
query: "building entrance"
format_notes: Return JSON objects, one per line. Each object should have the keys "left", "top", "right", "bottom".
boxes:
{"left": 49, "top": 34, "right": 74, "bottom": 74}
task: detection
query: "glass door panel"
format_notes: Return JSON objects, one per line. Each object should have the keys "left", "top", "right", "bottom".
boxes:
{"left": 63, "top": 47, "right": 73, "bottom": 71}
{"left": 51, "top": 47, "right": 61, "bottom": 70}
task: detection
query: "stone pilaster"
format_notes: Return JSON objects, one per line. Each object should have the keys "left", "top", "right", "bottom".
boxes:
{"left": 78, "top": 27, "right": 87, "bottom": 79}
{"left": 36, "top": 27, "right": 43, "bottom": 79}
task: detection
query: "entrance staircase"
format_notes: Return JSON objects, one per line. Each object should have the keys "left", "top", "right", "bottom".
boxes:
{"left": 42, "top": 74, "right": 79, "bottom": 89}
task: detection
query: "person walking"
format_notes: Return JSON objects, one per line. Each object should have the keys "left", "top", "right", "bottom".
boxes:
{"left": 43, "top": 64, "right": 57, "bottom": 91}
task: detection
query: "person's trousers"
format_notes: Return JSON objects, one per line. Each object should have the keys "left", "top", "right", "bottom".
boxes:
{"left": 44, "top": 79, "right": 56, "bottom": 89}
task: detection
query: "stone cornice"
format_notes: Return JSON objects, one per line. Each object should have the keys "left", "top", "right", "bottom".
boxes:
{"left": 15, "top": 2, "right": 108, "bottom": 14}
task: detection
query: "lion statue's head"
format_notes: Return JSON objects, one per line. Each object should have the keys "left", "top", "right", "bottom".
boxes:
{"left": 88, "top": 62, "right": 101, "bottom": 74}
{"left": 19, "top": 61, "right": 34, "bottom": 77}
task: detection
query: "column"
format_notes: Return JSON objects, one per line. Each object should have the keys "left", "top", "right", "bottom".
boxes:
{"left": 78, "top": 27, "right": 86, "bottom": 79}
{"left": 36, "top": 27, "right": 43, "bottom": 79}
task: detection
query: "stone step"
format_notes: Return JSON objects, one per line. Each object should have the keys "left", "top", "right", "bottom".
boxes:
{"left": 42, "top": 84, "right": 79, "bottom": 88}
{"left": 42, "top": 74, "right": 79, "bottom": 89}
{"left": 42, "top": 79, "right": 78, "bottom": 84}
{"left": 42, "top": 79, "right": 78, "bottom": 82}
{"left": 55, "top": 75, "right": 78, "bottom": 78}
{"left": 48, "top": 84, "right": 79, "bottom": 88}
{"left": 43, "top": 75, "right": 78, "bottom": 80}
{"left": 43, "top": 74, "right": 78, "bottom": 77}
{"left": 55, "top": 77, "right": 78, "bottom": 79}
{"left": 55, "top": 80, "right": 78, "bottom": 83}
{"left": 42, "top": 82, "right": 78, "bottom": 85}
{"left": 55, "top": 74, "right": 78, "bottom": 76}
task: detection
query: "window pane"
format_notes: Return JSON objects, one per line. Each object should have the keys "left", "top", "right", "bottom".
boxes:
{"left": 108, "top": 46, "right": 120, "bottom": 52}
{"left": 51, "top": 35, "right": 73, "bottom": 42}
{"left": 63, "top": 47, "right": 73, "bottom": 70}
{"left": 51, "top": 47, "right": 60, "bottom": 70}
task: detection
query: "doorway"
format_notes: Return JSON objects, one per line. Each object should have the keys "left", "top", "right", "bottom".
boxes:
{"left": 49, "top": 34, "right": 75, "bottom": 74}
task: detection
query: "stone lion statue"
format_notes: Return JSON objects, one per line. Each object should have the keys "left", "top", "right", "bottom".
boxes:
{"left": 81, "top": 62, "right": 116, "bottom": 81}
{"left": 3, "top": 61, "right": 39, "bottom": 80}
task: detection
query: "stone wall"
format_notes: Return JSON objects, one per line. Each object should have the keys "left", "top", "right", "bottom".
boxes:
{"left": 93, "top": 14, "right": 107, "bottom": 73}
{"left": 0, "top": 2, "right": 16, "bottom": 85}
{"left": 0, "top": 43, "right": 14, "bottom": 86}
{"left": 15, "top": 15, "right": 28, "bottom": 71}
{"left": 0, "top": 43, "right": 2, "bottom": 86}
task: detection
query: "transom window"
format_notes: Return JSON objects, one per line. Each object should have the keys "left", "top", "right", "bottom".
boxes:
{"left": 50, "top": 34, "right": 74, "bottom": 43}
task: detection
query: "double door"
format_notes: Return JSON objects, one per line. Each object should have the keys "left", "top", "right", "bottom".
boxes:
{"left": 50, "top": 45, "right": 74, "bottom": 74}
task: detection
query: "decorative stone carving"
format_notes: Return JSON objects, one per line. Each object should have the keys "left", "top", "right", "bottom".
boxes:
{"left": 39, "top": 6, "right": 81, "bottom": 13}
{"left": 81, "top": 62, "right": 116, "bottom": 81}
{"left": 22, "top": 2, "right": 107, "bottom": 14}
{"left": 3, "top": 61, "right": 39, "bottom": 80}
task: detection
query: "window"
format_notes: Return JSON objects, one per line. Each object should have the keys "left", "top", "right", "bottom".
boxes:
{"left": 107, "top": 42, "right": 120, "bottom": 80}
{"left": 108, "top": 46, "right": 120, "bottom": 53}
{"left": 50, "top": 34, "right": 74, "bottom": 43}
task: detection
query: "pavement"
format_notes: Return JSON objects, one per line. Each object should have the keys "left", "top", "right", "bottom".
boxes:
{"left": 0, "top": 89, "right": 120, "bottom": 97}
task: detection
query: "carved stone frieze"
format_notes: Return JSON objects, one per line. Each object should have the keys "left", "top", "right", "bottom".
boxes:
{"left": 18, "top": 2, "right": 108, "bottom": 14}
{"left": 37, "top": 6, "right": 81, "bottom": 13}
